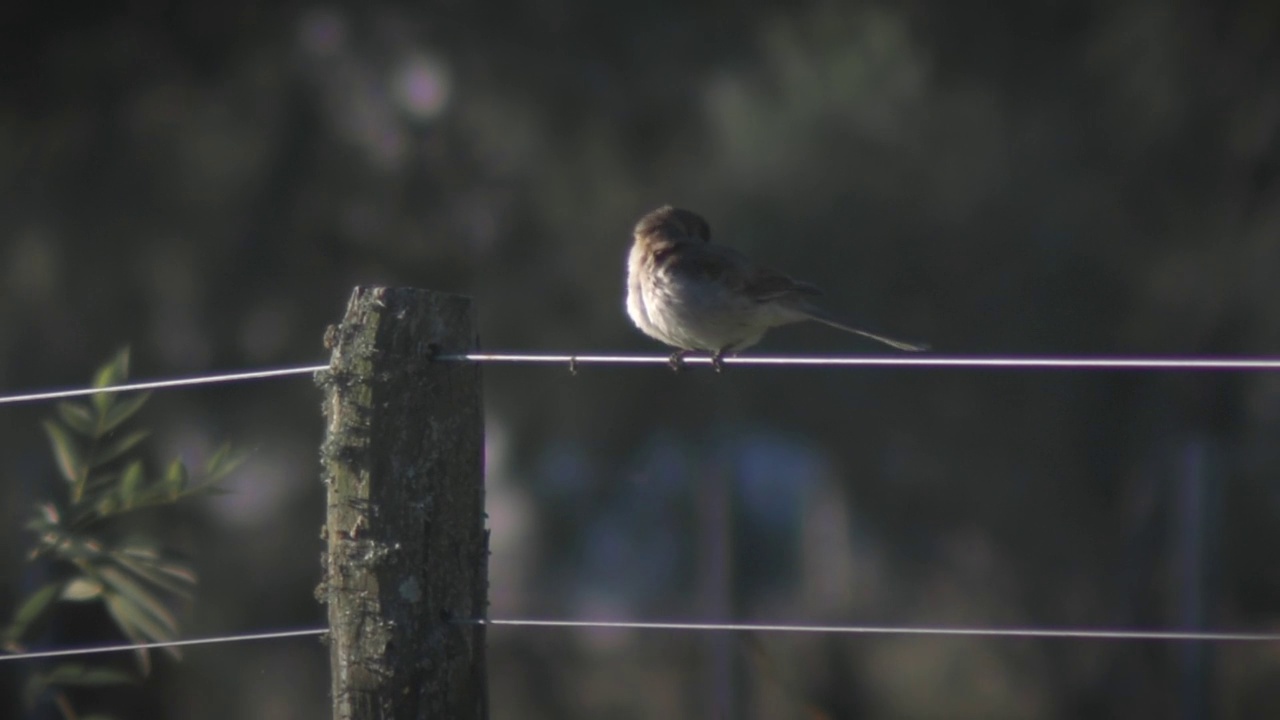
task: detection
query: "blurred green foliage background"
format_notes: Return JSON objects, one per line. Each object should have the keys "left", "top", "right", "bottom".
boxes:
{"left": 2, "top": 1, "right": 1279, "bottom": 717}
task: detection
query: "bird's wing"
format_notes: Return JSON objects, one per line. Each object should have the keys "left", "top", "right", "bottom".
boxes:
{"left": 743, "top": 266, "right": 822, "bottom": 303}
{"left": 664, "top": 243, "right": 822, "bottom": 302}
{"left": 662, "top": 243, "right": 748, "bottom": 288}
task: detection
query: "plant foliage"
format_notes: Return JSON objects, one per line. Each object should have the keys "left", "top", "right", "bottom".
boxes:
{"left": 2, "top": 348, "right": 243, "bottom": 718}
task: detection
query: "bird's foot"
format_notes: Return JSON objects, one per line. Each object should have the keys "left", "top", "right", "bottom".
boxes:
{"left": 711, "top": 350, "right": 727, "bottom": 373}
{"left": 668, "top": 350, "right": 689, "bottom": 373}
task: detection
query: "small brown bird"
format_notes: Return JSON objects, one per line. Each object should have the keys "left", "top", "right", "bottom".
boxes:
{"left": 626, "top": 205, "right": 926, "bottom": 369}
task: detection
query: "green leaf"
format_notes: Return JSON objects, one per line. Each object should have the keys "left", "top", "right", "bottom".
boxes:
{"left": 119, "top": 546, "right": 198, "bottom": 584}
{"left": 175, "top": 477, "right": 231, "bottom": 500}
{"left": 92, "top": 430, "right": 150, "bottom": 468}
{"left": 61, "top": 577, "right": 105, "bottom": 601}
{"left": 68, "top": 498, "right": 112, "bottom": 529}
{"left": 24, "top": 511, "right": 71, "bottom": 560}
{"left": 204, "top": 443, "right": 248, "bottom": 482}
{"left": 103, "top": 592, "right": 176, "bottom": 671}
{"left": 112, "top": 548, "right": 196, "bottom": 600}
{"left": 101, "top": 594, "right": 153, "bottom": 675}
{"left": 101, "top": 392, "right": 151, "bottom": 434}
{"left": 48, "top": 533, "right": 104, "bottom": 562}
{"left": 42, "top": 663, "right": 138, "bottom": 687}
{"left": 95, "top": 495, "right": 120, "bottom": 516}
{"left": 93, "top": 348, "right": 131, "bottom": 388}
{"left": 56, "top": 402, "right": 97, "bottom": 437}
{"left": 25, "top": 503, "right": 60, "bottom": 533}
{"left": 2, "top": 581, "right": 62, "bottom": 646}
{"left": 91, "top": 348, "right": 131, "bottom": 415}
{"left": 116, "top": 543, "right": 161, "bottom": 562}
{"left": 81, "top": 470, "right": 121, "bottom": 494}
{"left": 163, "top": 460, "right": 187, "bottom": 499}
{"left": 98, "top": 566, "right": 179, "bottom": 639}
{"left": 43, "top": 420, "right": 83, "bottom": 485}
{"left": 118, "top": 461, "right": 144, "bottom": 507}
{"left": 24, "top": 666, "right": 134, "bottom": 711}
{"left": 204, "top": 442, "right": 231, "bottom": 472}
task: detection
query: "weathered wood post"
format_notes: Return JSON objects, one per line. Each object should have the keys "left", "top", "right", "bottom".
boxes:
{"left": 317, "top": 287, "right": 488, "bottom": 719}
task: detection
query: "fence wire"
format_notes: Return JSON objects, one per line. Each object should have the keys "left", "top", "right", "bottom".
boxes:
{"left": 3, "top": 354, "right": 1279, "bottom": 407}
{"left": 3, "top": 353, "right": 1278, "bottom": 665}
{"left": 0, "top": 629, "right": 328, "bottom": 662}
{"left": 445, "top": 353, "right": 1280, "bottom": 371}
{"left": 5, "top": 618, "right": 1280, "bottom": 664}
{"left": 0, "top": 365, "right": 327, "bottom": 406}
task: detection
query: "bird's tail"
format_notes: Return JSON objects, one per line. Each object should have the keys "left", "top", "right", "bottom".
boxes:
{"left": 805, "top": 309, "right": 929, "bottom": 352}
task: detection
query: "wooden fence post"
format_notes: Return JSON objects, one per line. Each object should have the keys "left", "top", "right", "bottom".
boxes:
{"left": 317, "top": 286, "right": 488, "bottom": 719}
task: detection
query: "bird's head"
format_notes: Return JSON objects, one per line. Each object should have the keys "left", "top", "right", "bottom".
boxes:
{"left": 634, "top": 205, "right": 711, "bottom": 245}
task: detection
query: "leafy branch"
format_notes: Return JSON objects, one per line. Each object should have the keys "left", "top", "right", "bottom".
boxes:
{"left": 2, "top": 348, "right": 243, "bottom": 718}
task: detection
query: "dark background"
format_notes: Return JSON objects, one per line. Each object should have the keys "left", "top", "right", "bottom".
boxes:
{"left": 3, "top": 1, "right": 1280, "bottom": 717}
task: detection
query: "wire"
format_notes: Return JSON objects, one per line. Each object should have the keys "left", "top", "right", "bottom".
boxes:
{"left": 445, "top": 353, "right": 1280, "bottom": 370}
{"left": 468, "top": 618, "right": 1280, "bottom": 642}
{"left": 5, "top": 617, "right": 1277, "bottom": 663}
{"left": 2, "top": 354, "right": 1278, "bottom": 408}
{"left": 0, "top": 365, "right": 327, "bottom": 406}
{"left": 0, "top": 351, "right": 1272, "bottom": 660}
{"left": 0, "top": 628, "right": 328, "bottom": 662}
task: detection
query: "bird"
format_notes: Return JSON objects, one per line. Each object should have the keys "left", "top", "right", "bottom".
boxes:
{"left": 625, "top": 205, "right": 927, "bottom": 370}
